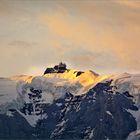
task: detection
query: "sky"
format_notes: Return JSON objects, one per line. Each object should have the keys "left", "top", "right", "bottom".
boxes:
{"left": 0, "top": 0, "right": 140, "bottom": 77}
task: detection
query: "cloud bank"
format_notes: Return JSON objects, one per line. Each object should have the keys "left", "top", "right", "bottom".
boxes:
{"left": 0, "top": 0, "right": 140, "bottom": 76}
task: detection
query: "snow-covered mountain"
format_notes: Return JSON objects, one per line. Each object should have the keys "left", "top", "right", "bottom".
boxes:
{"left": 0, "top": 65, "right": 140, "bottom": 139}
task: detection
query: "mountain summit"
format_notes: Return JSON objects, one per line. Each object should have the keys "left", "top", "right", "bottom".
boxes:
{"left": 0, "top": 64, "right": 140, "bottom": 139}
{"left": 44, "top": 62, "right": 67, "bottom": 74}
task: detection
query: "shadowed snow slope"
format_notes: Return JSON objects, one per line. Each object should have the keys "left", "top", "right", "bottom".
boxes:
{"left": 0, "top": 78, "right": 17, "bottom": 106}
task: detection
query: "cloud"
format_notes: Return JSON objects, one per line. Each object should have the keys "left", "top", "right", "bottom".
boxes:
{"left": 39, "top": 2, "right": 140, "bottom": 71}
{"left": 40, "top": 13, "right": 96, "bottom": 47}
{"left": 114, "top": 1, "right": 140, "bottom": 9}
{"left": 8, "top": 40, "right": 37, "bottom": 48}
{"left": 0, "top": 0, "right": 140, "bottom": 76}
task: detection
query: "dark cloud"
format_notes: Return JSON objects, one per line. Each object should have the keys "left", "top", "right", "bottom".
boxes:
{"left": 8, "top": 41, "right": 37, "bottom": 48}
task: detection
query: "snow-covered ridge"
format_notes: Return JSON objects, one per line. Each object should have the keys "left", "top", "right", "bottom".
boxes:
{"left": 0, "top": 69, "right": 108, "bottom": 126}
{"left": 109, "top": 73, "right": 140, "bottom": 103}
{"left": 10, "top": 69, "right": 108, "bottom": 93}
{"left": 1, "top": 69, "right": 107, "bottom": 110}
{"left": 8, "top": 69, "right": 109, "bottom": 107}
{"left": 3, "top": 70, "right": 140, "bottom": 109}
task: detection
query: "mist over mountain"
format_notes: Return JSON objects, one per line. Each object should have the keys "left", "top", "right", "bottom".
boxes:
{"left": 0, "top": 63, "right": 140, "bottom": 139}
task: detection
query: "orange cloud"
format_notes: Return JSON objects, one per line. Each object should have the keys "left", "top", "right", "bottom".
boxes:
{"left": 114, "top": 1, "right": 140, "bottom": 9}
{"left": 39, "top": 13, "right": 97, "bottom": 48}
{"left": 39, "top": 2, "right": 140, "bottom": 71}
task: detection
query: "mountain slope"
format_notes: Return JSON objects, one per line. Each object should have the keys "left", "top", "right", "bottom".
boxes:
{"left": 0, "top": 69, "right": 140, "bottom": 139}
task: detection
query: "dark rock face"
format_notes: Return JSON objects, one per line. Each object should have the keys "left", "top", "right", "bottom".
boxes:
{"left": 50, "top": 81, "right": 138, "bottom": 139}
{"left": 74, "top": 71, "right": 84, "bottom": 77}
{"left": 44, "top": 62, "right": 67, "bottom": 74}
{"left": 0, "top": 113, "right": 34, "bottom": 139}
{"left": 44, "top": 68, "right": 54, "bottom": 74}
{"left": 0, "top": 81, "right": 138, "bottom": 139}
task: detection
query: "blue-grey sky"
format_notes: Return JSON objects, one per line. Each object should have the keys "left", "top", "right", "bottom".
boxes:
{"left": 0, "top": 0, "right": 140, "bottom": 76}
